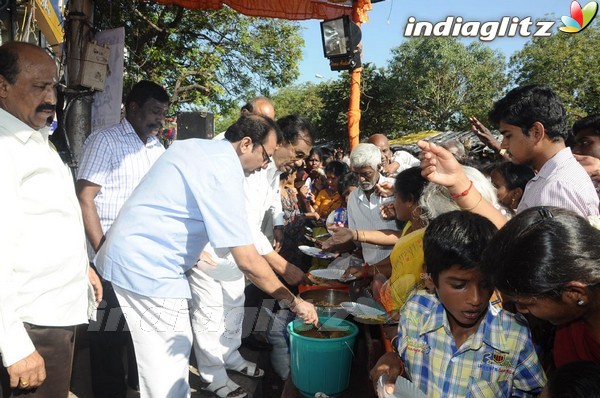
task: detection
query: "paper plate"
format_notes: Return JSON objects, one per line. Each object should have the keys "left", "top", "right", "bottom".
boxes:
{"left": 309, "top": 268, "right": 346, "bottom": 280}
{"left": 340, "top": 302, "right": 387, "bottom": 318}
{"left": 299, "top": 245, "right": 338, "bottom": 259}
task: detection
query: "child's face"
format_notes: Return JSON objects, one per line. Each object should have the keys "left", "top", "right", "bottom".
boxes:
{"left": 326, "top": 172, "right": 340, "bottom": 190}
{"left": 490, "top": 170, "right": 515, "bottom": 209}
{"left": 502, "top": 293, "right": 582, "bottom": 326}
{"left": 434, "top": 265, "right": 493, "bottom": 331}
{"left": 342, "top": 186, "right": 357, "bottom": 205}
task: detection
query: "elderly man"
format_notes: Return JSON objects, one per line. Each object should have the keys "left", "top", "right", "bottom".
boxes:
{"left": 0, "top": 42, "right": 101, "bottom": 397}
{"left": 94, "top": 114, "right": 317, "bottom": 398}
{"left": 368, "top": 133, "right": 419, "bottom": 178}
{"left": 332, "top": 143, "right": 399, "bottom": 268}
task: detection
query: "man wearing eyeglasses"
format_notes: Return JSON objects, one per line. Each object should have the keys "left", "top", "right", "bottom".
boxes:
{"left": 188, "top": 114, "right": 315, "bottom": 394}
{"left": 93, "top": 114, "right": 318, "bottom": 398}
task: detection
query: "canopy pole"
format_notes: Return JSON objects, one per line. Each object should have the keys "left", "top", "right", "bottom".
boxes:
{"left": 348, "top": 3, "right": 362, "bottom": 150}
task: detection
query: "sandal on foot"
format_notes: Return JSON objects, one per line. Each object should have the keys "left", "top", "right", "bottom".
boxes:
{"left": 205, "top": 379, "right": 247, "bottom": 398}
{"left": 229, "top": 360, "right": 265, "bottom": 378}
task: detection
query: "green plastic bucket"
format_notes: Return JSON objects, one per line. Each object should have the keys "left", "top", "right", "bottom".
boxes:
{"left": 288, "top": 317, "right": 359, "bottom": 397}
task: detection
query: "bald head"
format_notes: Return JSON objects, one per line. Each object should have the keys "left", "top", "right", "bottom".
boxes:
{"left": 368, "top": 133, "right": 393, "bottom": 161}
{"left": 241, "top": 96, "right": 275, "bottom": 120}
{"left": 0, "top": 42, "right": 58, "bottom": 129}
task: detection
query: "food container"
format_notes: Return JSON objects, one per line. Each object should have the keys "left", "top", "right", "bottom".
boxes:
{"left": 299, "top": 289, "right": 350, "bottom": 318}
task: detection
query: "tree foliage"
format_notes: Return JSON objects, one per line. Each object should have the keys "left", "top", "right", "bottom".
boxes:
{"left": 386, "top": 37, "right": 506, "bottom": 131}
{"left": 93, "top": 2, "right": 304, "bottom": 113}
{"left": 510, "top": 20, "right": 600, "bottom": 119}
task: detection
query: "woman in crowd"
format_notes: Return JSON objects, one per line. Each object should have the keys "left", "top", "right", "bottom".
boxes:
{"left": 308, "top": 160, "right": 348, "bottom": 220}
{"left": 278, "top": 168, "right": 308, "bottom": 270}
{"left": 324, "top": 165, "right": 501, "bottom": 312}
{"left": 482, "top": 207, "right": 600, "bottom": 367}
{"left": 490, "top": 161, "right": 535, "bottom": 214}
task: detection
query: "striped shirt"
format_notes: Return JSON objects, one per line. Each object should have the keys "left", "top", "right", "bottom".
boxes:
{"left": 397, "top": 290, "right": 546, "bottom": 398}
{"left": 347, "top": 174, "right": 397, "bottom": 265}
{"left": 517, "top": 147, "right": 599, "bottom": 216}
{"left": 77, "top": 119, "right": 165, "bottom": 236}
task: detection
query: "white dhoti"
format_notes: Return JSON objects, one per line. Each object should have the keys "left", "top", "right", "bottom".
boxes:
{"left": 188, "top": 266, "right": 247, "bottom": 385}
{"left": 113, "top": 285, "right": 193, "bottom": 398}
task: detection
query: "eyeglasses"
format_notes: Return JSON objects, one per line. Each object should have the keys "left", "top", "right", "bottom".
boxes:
{"left": 260, "top": 143, "right": 272, "bottom": 165}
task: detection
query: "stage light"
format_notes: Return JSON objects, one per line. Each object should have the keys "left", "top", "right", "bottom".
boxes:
{"left": 320, "top": 15, "right": 362, "bottom": 71}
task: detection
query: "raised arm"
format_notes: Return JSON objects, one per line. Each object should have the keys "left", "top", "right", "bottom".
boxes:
{"left": 418, "top": 140, "right": 507, "bottom": 228}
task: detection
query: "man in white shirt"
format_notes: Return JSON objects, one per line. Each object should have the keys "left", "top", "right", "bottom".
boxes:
{"left": 0, "top": 41, "right": 101, "bottom": 397}
{"left": 94, "top": 114, "right": 317, "bottom": 398}
{"left": 347, "top": 143, "right": 398, "bottom": 266}
{"left": 76, "top": 80, "right": 169, "bottom": 397}
{"left": 189, "top": 115, "right": 313, "bottom": 396}
{"left": 489, "top": 84, "right": 599, "bottom": 217}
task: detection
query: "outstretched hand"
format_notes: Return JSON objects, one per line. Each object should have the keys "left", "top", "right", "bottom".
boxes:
{"left": 321, "top": 225, "right": 353, "bottom": 250}
{"left": 370, "top": 352, "right": 405, "bottom": 396}
{"left": 417, "top": 140, "right": 465, "bottom": 188}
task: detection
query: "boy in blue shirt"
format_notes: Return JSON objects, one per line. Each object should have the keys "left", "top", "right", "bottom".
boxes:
{"left": 371, "top": 211, "right": 546, "bottom": 397}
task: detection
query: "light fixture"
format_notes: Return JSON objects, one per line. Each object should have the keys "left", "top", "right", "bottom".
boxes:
{"left": 320, "top": 15, "right": 362, "bottom": 71}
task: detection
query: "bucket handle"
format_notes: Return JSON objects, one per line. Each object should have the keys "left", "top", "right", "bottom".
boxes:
{"left": 344, "top": 341, "right": 355, "bottom": 358}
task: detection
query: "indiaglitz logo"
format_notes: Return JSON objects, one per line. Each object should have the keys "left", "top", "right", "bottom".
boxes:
{"left": 403, "top": 0, "right": 598, "bottom": 41}
{"left": 559, "top": 0, "right": 598, "bottom": 33}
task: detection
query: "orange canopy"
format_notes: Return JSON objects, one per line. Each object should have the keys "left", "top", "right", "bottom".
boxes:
{"left": 146, "top": 0, "right": 373, "bottom": 148}
{"left": 148, "top": 0, "right": 372, "bottom": 22}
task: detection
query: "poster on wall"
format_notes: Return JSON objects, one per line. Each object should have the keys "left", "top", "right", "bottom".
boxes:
{"left": 91, "top": 27, "right": 125, "bottom": 132}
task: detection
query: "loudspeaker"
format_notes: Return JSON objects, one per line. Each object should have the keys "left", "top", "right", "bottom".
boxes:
{"left": 176, "top": 112, "right": 214, "bottom": 140}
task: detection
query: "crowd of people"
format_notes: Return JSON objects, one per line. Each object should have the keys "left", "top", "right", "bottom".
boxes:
{"left": 1, "top": 40, "right": 600, "bottom": 398}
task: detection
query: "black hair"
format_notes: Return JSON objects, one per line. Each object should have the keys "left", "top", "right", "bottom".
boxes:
{"left": 224, "top": 114, "right": 283, "bottom": 145}
{"left": 308, "top": 147, "right": 323, "bottom": 161}
{"left": 276, "top": 114, "right": 313, "bottom": 146}
{"left": 488, "top": 84, "right": 568, "bottom": 141}
{"left": 491, "top": 161, "right": 535, "bottom": 191}
{"left": 545, "top": 361, "right": 600, "bottom": 398}
{"left": 573, "top": 114, "right": 600, "bottom": 136}
{"left": 424, "top": 211, "right": 498, "bottom": 284}
{"left": 0, "top": 42, "right": 47, "bottom": 84}
{"left": 320, "top": 147, "right": 334, "bottom": 163}
{"left": 125, "top": 80, "right": 170, "bottom": 112}
{"left": 482, "top": 207, "right": 600, "bottom": 297}
{"left": 394, "top": 166, "right": 428, "bottom": 203}
{"left": 337, "top": 172, "right": 359, "bottom": 196}
{"left": 324, "top": 160, "right": 348, "bottom": 177}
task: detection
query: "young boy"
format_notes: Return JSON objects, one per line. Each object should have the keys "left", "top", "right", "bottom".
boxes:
{"left": 371, "top": 211, "right": 546, "bottom": 397}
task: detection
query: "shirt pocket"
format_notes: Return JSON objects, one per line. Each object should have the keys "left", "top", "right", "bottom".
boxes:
{"left": 467, "top": 377, "right": 511, "bottom": 398}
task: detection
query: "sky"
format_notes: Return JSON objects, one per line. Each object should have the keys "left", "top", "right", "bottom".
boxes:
{"left": 295, "top": 0, "right": 575, "bottom": 83}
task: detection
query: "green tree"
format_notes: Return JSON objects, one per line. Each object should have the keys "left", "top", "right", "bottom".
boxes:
{"left": 510, "top": 21, "right": 600, "bottom": 119}
{"left": 93, "top": 2, "right": 304, "bottom": 113}
{"left": 386, "top": 37, "right": 507, "bottom": 131}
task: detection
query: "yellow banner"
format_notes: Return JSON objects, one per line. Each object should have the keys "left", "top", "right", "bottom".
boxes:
{"left": 34, "top": 0, "right": 63, "bottom": 47}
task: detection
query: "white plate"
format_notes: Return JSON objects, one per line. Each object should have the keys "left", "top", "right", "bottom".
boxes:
{"left": 299, "top": 245, "right": 338, "bottom": 259}
{"left": 340, "top": 302, "right": 387, "bottom": 318}
{"left": 309, "top": 268, "right": 346, "bottom": 280}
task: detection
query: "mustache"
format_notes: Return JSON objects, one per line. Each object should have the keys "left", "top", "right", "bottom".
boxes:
{"left": 36, "top": 104, "right": 56, "bottom": 113}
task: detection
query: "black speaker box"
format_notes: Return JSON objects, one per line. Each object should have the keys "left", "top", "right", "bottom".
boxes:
{"left": 176, "top": 112, "right": 214, "bottom": 140}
